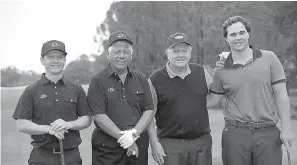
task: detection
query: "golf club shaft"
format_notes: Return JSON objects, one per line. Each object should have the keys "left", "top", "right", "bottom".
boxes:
{"left": 286, "top": 149, "right": 291, "bottom": 165}
{"left": 59, "top": 139, "right": 65, "bottom": 165}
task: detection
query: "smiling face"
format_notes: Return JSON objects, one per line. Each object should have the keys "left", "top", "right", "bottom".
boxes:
{"left": 225, "top": 22, "right": 250, "bottom": 51}
{"left": 41, "top": 50, "right": 66, "bottom": 75}
{"left": 166, "top": 42, "right": 191, "bottom": 68}
{"left": 107, "top": 41, "right": 133, "bottom": 71}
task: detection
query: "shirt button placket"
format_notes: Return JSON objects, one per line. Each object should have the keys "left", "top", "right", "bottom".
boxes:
{"left": 54, "top": 86, "right": 58, "bottom": 101}
{"left": 54, "top": 85, "right": 60, "bottom": 117}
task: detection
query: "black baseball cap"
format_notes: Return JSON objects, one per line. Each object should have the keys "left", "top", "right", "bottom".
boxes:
{"left": 41, "top": 40, "right": 67, "bottom": 57}
{"left": 167, "top": 32, "right": 190, "bottom": 48}
{"left": 108, "top": 31, "right": 133, "bottom": 48}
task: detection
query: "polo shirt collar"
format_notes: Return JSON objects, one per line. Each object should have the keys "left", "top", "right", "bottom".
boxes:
{"left": 224, "top": 45, "right": 262, "bottom": 69}
{"left": 106, "top": 64, "right": 133, "bottom": 78}
{"left": 41, "top": 73, "right": 68, "bottom": 85}
{"left": 166, "top": 61, "right": 191, "bottom": 79}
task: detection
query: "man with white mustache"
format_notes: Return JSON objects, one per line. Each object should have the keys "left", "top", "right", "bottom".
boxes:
{"left": 147, "top": 33, "right": 213, "bottom": 165}
{"left": 207, "top": 16, "right": 296, "bottom": 165}
{"left": 87, "top": 31, "right": 154, "bottom": 165}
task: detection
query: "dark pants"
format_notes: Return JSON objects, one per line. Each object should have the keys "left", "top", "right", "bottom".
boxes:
{"left": 159, "top": 133, "right": 212, "bottom": 165}
{"left": 222, "top": 122, "right": 282, "bottom": 165}
{"left": 28, "top": 147, "right": 82, "bottom": 165}
{"left": 92, "top": 128, "right": 149, "bottom": 165}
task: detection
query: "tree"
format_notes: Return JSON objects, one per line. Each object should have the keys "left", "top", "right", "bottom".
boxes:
{"left": 1, "top": 66, "right": 39, "bottom": 87}
{"left": 1, "top": 66, "right": 21, "bottom": 87}
{"left": 95, "top": 1, "right": 296, "bottom": 82}
{"left": 64, "top": 54, "right": 95, "bottom": 84}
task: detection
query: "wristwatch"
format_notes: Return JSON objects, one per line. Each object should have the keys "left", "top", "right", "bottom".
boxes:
{"left": 131, "top": 128, "right": 140, "bottom": 140}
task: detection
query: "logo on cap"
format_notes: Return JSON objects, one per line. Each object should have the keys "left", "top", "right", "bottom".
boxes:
{"left": 175, "top": 35, "right": 184, "bottom": 39}
{"left": 116, "top": 33, "right": 126, "bottom": 38}
{"left": 49, "top": 42, "right": 60, "bottom": 47}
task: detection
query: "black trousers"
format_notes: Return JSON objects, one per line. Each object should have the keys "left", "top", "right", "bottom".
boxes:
{"left": 222, "top": 123, "right": 282, "bottom": 165}
{"left": 92, "top": 128, "right": 149, "bottom": 165}
{"left": 28, "top": 147, "right": 82, "bottom": 165}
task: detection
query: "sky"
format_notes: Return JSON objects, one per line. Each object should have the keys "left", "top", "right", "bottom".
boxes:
{"left": 0, "top": 0, "right": 113, "bottom": 73}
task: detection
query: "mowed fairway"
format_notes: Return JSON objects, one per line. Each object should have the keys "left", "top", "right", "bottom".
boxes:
{"left": 1, "top": 86, "right": 297, "bottom": 165}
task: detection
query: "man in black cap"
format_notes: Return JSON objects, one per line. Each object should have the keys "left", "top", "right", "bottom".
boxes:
{"left": 148, "top": 33, "right": 213, "bottom": 165}
{"left": 12, "top": 40, "right": 92, "bottom": 165}
{"left": 87, "top": 31, "right": 154, "bottom": 165}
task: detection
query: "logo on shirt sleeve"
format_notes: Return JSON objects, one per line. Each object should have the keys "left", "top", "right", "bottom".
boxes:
{"left": 108, "top": 88, "right": 115, "bottom": 93}
{"left": 40, "top": 94, "right": 47, "bottom": 99}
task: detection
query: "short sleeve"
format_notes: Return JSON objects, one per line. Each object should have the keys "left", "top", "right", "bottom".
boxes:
{"left": 87, "top": 77, "right": 107, "bottom": 116}
{"left": 209, "top": 68, "right": 226, "bottom": 95}
{"left": 270, "top": 52, "right": 286, "bottom": 85}
{"left": 12, "top": 86, "right": 34, "bottom": 120}
{"left": 140, "top": 76, "right": 154, "bottom": 112}
{"left": 76, "top": 85, "right": 91, "bottom": 116}
{"left": 148, "top": 79, "right": 158, "bottom": 111}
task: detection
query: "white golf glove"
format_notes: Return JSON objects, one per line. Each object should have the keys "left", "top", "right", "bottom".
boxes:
{"left": 117, "top": 128, "right": 140, "bottom": 149}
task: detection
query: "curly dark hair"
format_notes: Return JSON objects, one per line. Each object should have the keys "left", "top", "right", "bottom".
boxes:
{"left": 222, "top": 16, "right": 252, "bottom": 38}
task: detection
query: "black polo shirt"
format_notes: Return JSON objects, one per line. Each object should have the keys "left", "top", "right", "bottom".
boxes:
{"left": 150, "top": 64, "right": 210, "bottom": 139}
{"left": 87, "top": 65, "right": 154, "bottom": 130}
{"left": 12, "top": 74, "right": 90, "bottom": 149}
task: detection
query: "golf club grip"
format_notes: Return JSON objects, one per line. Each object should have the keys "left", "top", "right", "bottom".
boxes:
{"left": 59, "top": 139, "right": 66, "bottom": 165}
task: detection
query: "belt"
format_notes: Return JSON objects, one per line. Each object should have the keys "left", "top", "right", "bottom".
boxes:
{"left": 225, "top": 120, "right": 276, "bottom": 129}
{"left": 38, "top": 147, "right": 76, "bottom": 154}
{"left": 166, "top": 132, "right": 210, "bottom": 140}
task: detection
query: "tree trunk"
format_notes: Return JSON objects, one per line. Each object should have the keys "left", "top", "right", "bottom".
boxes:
{"left": 152, "top": 2, "right": 157, "bottom": 57}
{"left": 200, "top": 16, "right": 204, "bottom": 65}
{"left": 136, "top": 33, "right": 139, "bottom": 56}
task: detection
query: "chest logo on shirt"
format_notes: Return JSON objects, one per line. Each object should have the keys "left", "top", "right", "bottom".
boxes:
{"left": 40, "top": 94, "right": 47, "bottom": 99}
{"left": 108, "top": 88, "right": 115, "bottom": 93}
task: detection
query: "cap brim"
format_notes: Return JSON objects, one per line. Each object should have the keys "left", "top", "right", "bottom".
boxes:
{"left": 109, "top": 39, "right": 133, "bottom": 48}
{"left": 169, "top": 41, "right": 191, "bottom": 49}
{"left": 41, "top": 49, "right": 67, "bottom": 57}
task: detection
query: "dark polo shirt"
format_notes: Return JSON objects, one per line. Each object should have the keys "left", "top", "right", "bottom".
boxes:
{"left": 87, "top": 65, "right": 154, "bottom": 130}
{"left": 210, "top": 45, "right": 286, "bottom": 123}
{"left": 12, "top": 74, "right": 90, "bottom": 149}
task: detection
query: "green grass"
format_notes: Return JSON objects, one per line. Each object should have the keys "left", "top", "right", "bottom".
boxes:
{"left": 1, "top": 86, "right": 297, "bottom": 165}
